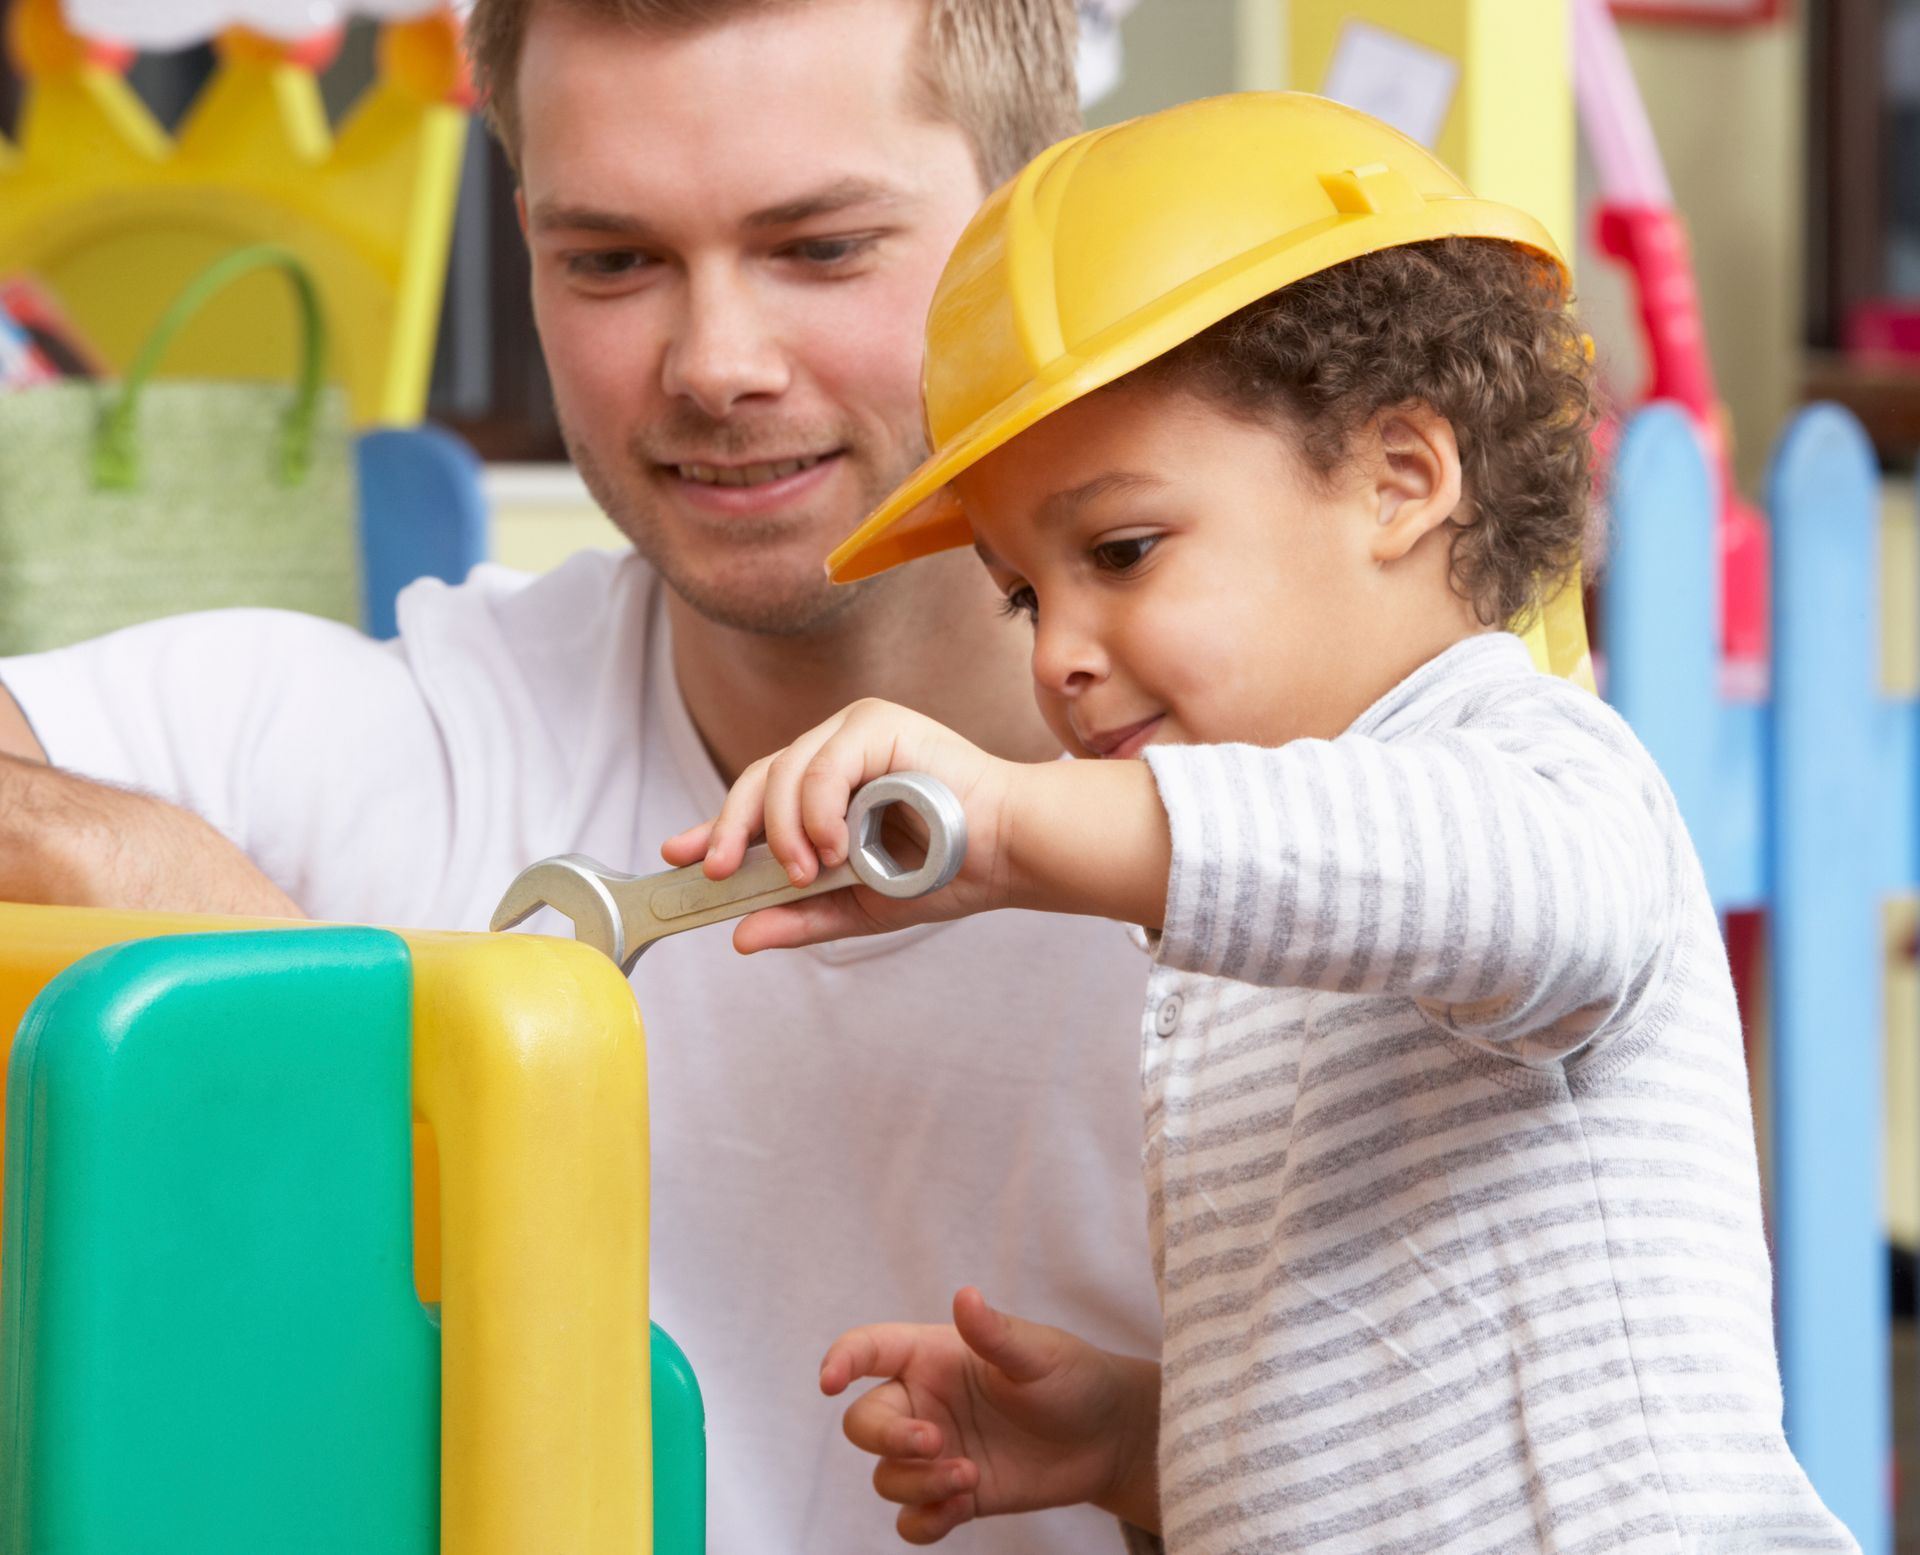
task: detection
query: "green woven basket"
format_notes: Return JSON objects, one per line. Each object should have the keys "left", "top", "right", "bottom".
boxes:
{"left": 0, "top": 247, "right": 360, "bottom": 656}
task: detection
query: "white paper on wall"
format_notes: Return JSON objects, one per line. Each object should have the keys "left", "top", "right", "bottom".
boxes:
{"left": 1319, "top": 20, "right": 1459, "bottom": 149}
{"left": 1078, "top": 0, "right": 1141, "bottom": 109}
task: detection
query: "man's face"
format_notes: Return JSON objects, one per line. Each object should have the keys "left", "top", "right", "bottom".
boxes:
{"left": 516, "top": 0, "right": 987, "bottom": 635}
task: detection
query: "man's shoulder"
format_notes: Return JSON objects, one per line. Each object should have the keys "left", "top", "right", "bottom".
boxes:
{"left": 380, "top": 546, "right": 661, "bottom": 801}
{"left": 394, "top": 546, "right": 649, "bottom": 651}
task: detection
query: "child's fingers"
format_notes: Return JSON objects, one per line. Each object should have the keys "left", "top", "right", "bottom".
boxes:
{"left": 843, "top": 1386, "right": 943, "bottom": 1460}
{"left": 660, "top": 821, "right": 714, "bottom": 866}
{"left": 789, "top": 700, "right": 948, "bottom": 871}
{"left": 760, "top": 717, "right": 855, "bottom": 884}
{"left": 873, "top": 1454, "right": 980, "bottom": 1509}
{"left": 732, "top": 893, "right": 891, "bottom": 955}
{"left": 819, "top": 1323, "right": 931, "bottom": 1397}
{"left": 797, "top": 738, "right": 879, "bottom": 869}
{"left": 867, "top": 1415, "right": 946, "bottom": 1462}
{"left": 952, "top": 1287, "right": 1057, "bottom": 1387}
{"left": 896, "top": 1492, "right": 979, "bottom": 1546}
{"left": 703, "top": 758, "right": 772, "bottom": 879}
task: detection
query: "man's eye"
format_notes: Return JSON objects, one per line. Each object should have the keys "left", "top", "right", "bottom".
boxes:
{"left": 565, "top": 250, "right": 651, "bottom": 281}
{"left": 1092, "top": 536, "right": 1159, "bottom": 572}
{"left": 997, "top": 585, "right": 1039, "bottom": 623}
{"left": 782, "top": 235, "right": 878, "bottom": 268}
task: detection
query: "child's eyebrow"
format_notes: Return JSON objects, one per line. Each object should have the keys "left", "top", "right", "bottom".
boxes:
{"left": 1035, "top": 471, "right": 1166, "bottom": 528}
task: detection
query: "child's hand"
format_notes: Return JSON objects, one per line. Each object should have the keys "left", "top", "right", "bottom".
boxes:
{"left": 819, "top": 1287, "right": 1160, "bottom": 1544}
{"left": 660, "top": 699, "right": 1017, "bottom": 952}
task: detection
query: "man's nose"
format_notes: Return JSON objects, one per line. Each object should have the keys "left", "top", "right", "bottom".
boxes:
{"left": 660, "top": 267, "right": 791, "bottom": 417}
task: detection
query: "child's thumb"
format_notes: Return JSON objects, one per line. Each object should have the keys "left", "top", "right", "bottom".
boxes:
{"left": 952, "top": 1286, "right": 1054, "bottom": 1385}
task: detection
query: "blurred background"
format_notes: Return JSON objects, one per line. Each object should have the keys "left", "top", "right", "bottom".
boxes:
{"left": 0, "top": 2, "right": 1869, "bottom": 560}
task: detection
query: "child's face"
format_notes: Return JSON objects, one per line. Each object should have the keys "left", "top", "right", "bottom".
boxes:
{"left": 953, "top": 383, "right": 1483, "bottom": 758}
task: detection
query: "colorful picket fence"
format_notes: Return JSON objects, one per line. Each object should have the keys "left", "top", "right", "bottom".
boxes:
{"left": 1605, "top": 400, "right": 1896, "bottom": 1551}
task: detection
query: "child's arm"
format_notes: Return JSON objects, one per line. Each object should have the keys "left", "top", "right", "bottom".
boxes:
{"left": 667, "top": 694, "right": 1672, "bottom": 1060}
{"left": 819, "top": 1287, "right": 1161, "bottom": 1543}
{"left": 1135, "top": 703, "right": 1678, "bottom": 1061}
{"left": 659, "top": 698, "right": 1175, "bottom": 949}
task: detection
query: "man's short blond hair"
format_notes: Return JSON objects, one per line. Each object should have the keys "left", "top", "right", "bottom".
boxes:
{"left": 465, "top": 0, "right": 1081, "bottom": 191}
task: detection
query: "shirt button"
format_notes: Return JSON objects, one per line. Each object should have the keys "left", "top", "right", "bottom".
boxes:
{"left": 1154, "top": 994, "right": 1183, "bottom": 1038}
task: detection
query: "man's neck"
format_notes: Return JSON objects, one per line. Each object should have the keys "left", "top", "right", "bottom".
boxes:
{"left": 668, "top": 552, "right": 1061, "bottom": 785}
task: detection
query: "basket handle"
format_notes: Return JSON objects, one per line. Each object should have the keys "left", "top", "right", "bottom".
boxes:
{"left": 93, "top": 245, "right": 328, "bottom": 491}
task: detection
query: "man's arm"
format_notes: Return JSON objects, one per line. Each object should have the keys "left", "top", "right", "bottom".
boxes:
{"left": 0, "top": 675, "right": 46, "bottom": 763}
{"left": 0, "top": 680, "right": 302, "bottom": 917}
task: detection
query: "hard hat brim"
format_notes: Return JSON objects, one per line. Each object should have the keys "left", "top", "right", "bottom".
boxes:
{"left": 827, "top": 197, "right": 1564, "bottom": 585}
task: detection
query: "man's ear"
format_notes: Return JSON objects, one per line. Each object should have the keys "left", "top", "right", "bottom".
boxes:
{"left": 515, "top": 186, "right": 529, "bottom": 239}
{"left": 1366, "top": 405, "right": 1463, "bottom": 564}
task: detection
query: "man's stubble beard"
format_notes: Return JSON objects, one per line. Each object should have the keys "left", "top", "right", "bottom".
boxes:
{"left": 565, "top": 421, "right": 922, "bottom": 639}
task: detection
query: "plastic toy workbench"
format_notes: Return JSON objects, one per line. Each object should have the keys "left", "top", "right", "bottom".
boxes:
{"left": 0, "top": 904, "right": 703, "bottom": 1554}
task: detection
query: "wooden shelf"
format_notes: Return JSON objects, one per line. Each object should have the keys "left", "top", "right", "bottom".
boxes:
{"left": 1804, "top": 354, "right": 1920, "bottom": 468}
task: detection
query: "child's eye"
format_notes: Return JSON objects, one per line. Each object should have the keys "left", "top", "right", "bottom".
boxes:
{"left": 997, "top": 585, "right": 1039, "bottom": 623}
{"left": 1091, "top": 536, "right": 1159, "bottom": 572}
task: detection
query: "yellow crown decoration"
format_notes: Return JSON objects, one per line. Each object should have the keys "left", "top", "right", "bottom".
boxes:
{"left": 0, "top": 0, "right": 469, "bottom": 425}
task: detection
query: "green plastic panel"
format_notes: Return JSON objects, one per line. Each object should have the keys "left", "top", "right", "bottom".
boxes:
{"left": 0, "top": 929, "right": 438, "bottom": 1555}
{"left": 650, "top": 1322, "right": 707, "bottom": 1554}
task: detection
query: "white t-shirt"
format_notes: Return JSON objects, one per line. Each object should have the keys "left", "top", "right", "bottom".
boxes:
{"left": 2, "top": 549, "right": 1163, "bottom": 1554}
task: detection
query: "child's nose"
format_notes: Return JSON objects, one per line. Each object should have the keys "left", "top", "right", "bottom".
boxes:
{"left": 1030, "top": 613, "right": 1107, "bottom": 697}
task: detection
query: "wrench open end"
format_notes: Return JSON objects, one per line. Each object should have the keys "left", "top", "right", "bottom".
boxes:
{"left": 489, "top": 853, "right": 633, "bottom": 968}
{"left": 490, "top": 773, "right": 968, "bottom": 974}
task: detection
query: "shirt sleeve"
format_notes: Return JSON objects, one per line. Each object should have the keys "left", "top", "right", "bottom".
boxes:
{"left": 1141, "top": 690, "right": 1686, "bottom": 1066}
{"left": 0, "top": 608, "right": 457, "bottom": 926}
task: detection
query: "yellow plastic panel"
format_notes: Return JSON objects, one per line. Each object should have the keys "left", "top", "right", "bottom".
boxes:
{"left": 0, "top": 903, "right": 653, "bottom": 1553}
{"left": 0, "top": 904, "right": 292, "bottom": 1161}
{"left": 0, "top": 1, "right": 467, "bottom": 426}
{"left": 1289, "top": 0, "right": 1574, "bottom": 262}
{"left": 408, "top": 928, "right": 652, "bottom": 1555}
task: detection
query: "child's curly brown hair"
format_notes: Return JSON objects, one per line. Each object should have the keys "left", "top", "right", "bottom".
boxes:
{"left": 1132, "top": 237, "right": 1597, "bottom": 628}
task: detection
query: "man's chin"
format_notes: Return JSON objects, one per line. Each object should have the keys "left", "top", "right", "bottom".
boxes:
{"left": 662, "top": 564, "right": 873, "bottom": 637}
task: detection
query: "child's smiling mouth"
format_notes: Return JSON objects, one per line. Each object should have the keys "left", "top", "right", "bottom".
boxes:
{"left": 1079, "top": 714, "right": 1164, "bottom": 759}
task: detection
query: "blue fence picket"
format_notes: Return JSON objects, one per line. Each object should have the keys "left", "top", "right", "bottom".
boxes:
{"left": 1605, "top": 406, "right": 1770, "bottom": 909}
{"left": 1768, "top": 404, "right": 1887, "bottom": 1551}
{"left": 1605, "top": 405, "right": 1723, "bottom": 871}
{"left": 1606, "top": 400, "right": 1891, "bottom": 1550}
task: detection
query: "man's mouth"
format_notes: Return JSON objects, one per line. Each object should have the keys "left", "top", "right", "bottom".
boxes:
{"left": 669, "top": 451, "right": 839, "bottom": 488}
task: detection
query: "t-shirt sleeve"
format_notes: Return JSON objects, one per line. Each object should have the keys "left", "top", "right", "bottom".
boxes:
{"left": 1141, "top": 689, "right": 1686, "bottom": 1067}
{"left": 0, "top": 608, "right": 457, "bottom": 925}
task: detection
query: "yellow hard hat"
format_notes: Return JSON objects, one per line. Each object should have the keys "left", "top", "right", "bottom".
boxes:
{"left": 828, "top": 91, "right": 1567, "bottom": 584}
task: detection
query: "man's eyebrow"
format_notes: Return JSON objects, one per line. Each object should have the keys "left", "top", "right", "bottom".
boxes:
{"left": 742, "top": 176, "right": 914, "bottom": 230}
{"left": 1036, "top": 471, "right": 1166, "bottom": 527}
{"left": 528, "top": 177, "right": 912, "bottom": 241}
{"left": 529, "top": 201, "right": 660, "bottom": 239}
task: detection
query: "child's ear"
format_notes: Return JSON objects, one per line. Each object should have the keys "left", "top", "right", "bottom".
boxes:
{"left": 1366, "top": 406, "right": 1463, "bottom": 564}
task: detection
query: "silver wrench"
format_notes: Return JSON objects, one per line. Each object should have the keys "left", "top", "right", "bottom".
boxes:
{"left": 489, "top": 771, "right": 968, "bottom": 974}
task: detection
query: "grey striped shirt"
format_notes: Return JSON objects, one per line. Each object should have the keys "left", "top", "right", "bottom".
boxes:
{"left": 1129, "top": 632, "right": 1854, "bottom": 1554}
